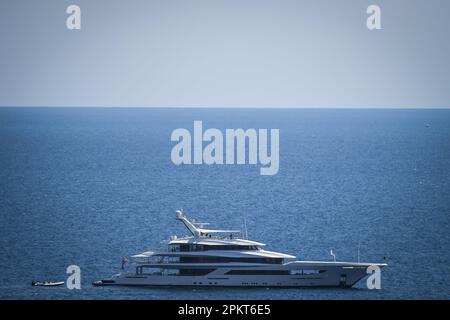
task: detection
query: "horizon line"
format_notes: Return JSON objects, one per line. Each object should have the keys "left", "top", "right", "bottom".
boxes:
{"left": 1, "top": 105, "right": 450, "bottom": 109}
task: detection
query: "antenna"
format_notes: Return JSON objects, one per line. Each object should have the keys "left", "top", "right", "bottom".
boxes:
{"left": 357, "top": 239, "right": 361, "bottom": 263}
{"left": 330, "top": 249, "right": 336, "bottom": 262}
{"left": 243, "top": 213, "right": 248, "bottom": 240}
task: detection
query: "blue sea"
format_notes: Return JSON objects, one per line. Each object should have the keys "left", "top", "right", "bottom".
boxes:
{"left": 0, "top": 107, "right": 449, "bottom": 300}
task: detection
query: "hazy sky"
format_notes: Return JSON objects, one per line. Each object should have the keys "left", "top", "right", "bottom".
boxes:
{"left": 0, "top": 0, "right": 449, "bottom": 107}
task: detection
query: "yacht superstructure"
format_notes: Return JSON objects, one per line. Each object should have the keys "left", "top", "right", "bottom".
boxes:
{"left": 94, "top": 210, "right": 386, "bottom": 287}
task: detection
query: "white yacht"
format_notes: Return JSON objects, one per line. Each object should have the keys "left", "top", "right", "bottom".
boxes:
{"left": 94, "top": 210, "right": 386, "bottom": 288}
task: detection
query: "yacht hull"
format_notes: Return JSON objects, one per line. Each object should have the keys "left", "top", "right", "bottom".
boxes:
{"left": 94, "top": 262, "right": 385, "bottom": 288}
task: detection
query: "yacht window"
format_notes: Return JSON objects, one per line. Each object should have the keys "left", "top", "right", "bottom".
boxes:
{"left": 226, "top": 270, "right": 289, "bottom": 275}
{"left": 174, "top": 244, "right": 260, "bottom": 252}
{"left": 178, "top": 269, "right": 215, "bottom": 276}
{"left": 179, "top": 257, "right": 282, "bottom": 264}
{"left": 290, "top": 270, "right": 325, "bottom": 275}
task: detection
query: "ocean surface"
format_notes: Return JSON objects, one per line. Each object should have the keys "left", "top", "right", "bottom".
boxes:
{"left": 0, "top": 107, "right": 449, "bottom": 300}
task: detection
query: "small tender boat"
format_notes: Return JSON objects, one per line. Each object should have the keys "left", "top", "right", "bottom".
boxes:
{"left": 32, "top": 281, "right": 65, "bottom": 287}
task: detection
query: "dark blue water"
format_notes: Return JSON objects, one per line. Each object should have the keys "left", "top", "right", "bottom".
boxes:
{"left": 1, "top": 107, "right": 449, "bottom": 300}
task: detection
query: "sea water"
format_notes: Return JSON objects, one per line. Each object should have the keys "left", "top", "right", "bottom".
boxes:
{"left": 0, "top": 107, "right": 449, "bottom": 299}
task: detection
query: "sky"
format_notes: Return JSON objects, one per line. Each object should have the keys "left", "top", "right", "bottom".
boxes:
{"left": 0, "top": 0, "right": 449, "bottom": 108}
